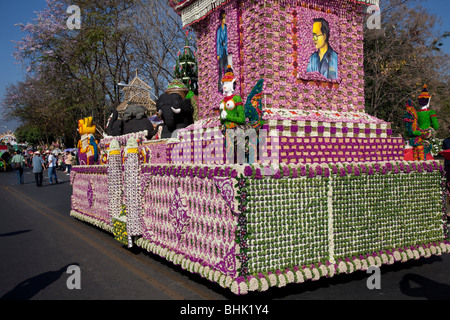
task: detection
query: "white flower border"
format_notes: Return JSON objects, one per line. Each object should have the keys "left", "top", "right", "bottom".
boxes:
{"left": 70, "top": 210, "right": 114, "bottom": 234}
{"left": 134, "top": 236, "right": 450, "bottom": 295}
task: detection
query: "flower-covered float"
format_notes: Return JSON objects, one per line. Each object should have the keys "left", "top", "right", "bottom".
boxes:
{"left": 70, "top": 0, "right": 449, "bottom": 295}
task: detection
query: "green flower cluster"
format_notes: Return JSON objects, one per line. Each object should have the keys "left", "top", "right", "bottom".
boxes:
{"left": 245, "top": 176, "right": 329, "bottom": 273}
{"left": 333, "top": 172, "right": 443, "bottom": 259}
{"left": 242, "top": 169, "right": 444, "bottom": 274}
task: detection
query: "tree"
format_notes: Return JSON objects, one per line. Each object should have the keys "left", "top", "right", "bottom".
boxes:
{"left": 3, "top": 0, "right": 190, "bottom": 146}
{"left": 363, "top": 0, "right": 450, "bottom": 138}
{"left": 124, "top": 0, "right": 195, "bottom": 97}
{"left": 14, "top": 124, "right": 46, "bottom": 146}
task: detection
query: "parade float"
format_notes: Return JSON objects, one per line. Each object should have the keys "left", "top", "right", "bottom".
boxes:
{"left": 69, "top": 0, "right": 449, "bottom": 295}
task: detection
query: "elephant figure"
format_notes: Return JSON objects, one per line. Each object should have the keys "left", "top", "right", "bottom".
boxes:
{"left": 106, "top": 107, "right": 123, "bottom": 137}
{"left": 106, "top": 105, "right": 156, "bottom": 140}
{"left": 156, "top": 91, "right": 194, "bottom": 139}
{"left": 122, "top": 104, "right": 157, "bottom": 139}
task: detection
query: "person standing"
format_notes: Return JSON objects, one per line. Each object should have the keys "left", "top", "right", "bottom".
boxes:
{"left": 11, "top": 151, "right": 25, "bottom": 185}
{"left": 32, "top": 151, "right": 46, "bottom": 187}
{"left": 46, "top": 150, "right": 58, "bottom": 184}
{"left": 65, "top": 151, "right": 73, "bottom": 175}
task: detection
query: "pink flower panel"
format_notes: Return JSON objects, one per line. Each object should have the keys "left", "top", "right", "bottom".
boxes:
{"left": 193, "top": 0, "right": 365, "bottom": 118}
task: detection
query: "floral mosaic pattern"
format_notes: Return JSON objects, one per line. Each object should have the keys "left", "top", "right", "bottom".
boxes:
{"left": 268, "top": 136, "right": 404, "bottom": 164}
{"left": 244, "top": 163, "right": 444, "bottom": 275}
{"left": 70, "top": 166, "right": 110, "bottom": 227}
{"left": 140, "top": 166, "right": 241, "bottom": 276}
{"left": 68, "top": 0, "right": 449, "bottom": 296}
{"left": 192, "top": 0, "right": 365, "bottom": 120}
{"left": 169, "top": 187, "right": 191, "bottom": 241}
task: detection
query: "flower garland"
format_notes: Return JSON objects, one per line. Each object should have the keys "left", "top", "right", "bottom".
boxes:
{"left": 70, "top": 210, "right": 113, "bottom": 233}
{"left": 134, "top": 236, "right": 449, "bottom": 295}
{"left": 123, "top": 140, "right": 144, "bottom": 237}
{"left": 235, "top": 176, "right": 249, "bottom": 276}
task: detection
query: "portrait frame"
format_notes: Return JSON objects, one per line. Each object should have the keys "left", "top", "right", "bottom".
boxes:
{"left": 293, "top": 8, "right": 342, "bottom": 83}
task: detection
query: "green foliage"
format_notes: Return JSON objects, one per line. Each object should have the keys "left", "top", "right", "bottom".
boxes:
{"left": 4, "top": 0, "right": 188, "bottom": 145}
{"left": 14, "top": 124, "right": 46, "bottom": 146}
{"left": 363, "top": 0, "right": 450, "bottom": 138}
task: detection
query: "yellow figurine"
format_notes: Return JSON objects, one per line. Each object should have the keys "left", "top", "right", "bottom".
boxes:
{"left": 77, "top": 117, "right": 99, "bottom": 165}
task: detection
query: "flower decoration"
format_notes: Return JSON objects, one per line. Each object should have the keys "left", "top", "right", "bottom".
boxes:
{"left": 69, "top": 0, "right": 449, "bottom": 297}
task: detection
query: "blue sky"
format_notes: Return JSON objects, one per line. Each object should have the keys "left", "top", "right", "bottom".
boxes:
{"left": 0, "top": 0, "right": 48, "bottom": 132}
{"left": 0, "top": 0, "right": 449, "bottom": 132}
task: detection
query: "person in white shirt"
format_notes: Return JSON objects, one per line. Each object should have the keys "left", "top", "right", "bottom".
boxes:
{"left": 46, "top": 150, "right": 58, "bottom": 184}
{"left": 65, "top": 151, "right": 73, "bottom": 175}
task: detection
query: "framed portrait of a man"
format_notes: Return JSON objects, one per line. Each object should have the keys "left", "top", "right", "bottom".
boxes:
{"left": 295, "top": 11, "right": 341, "bottom": 83}
{"left": 306, "top": 18, "right": 338, "bottom": 80}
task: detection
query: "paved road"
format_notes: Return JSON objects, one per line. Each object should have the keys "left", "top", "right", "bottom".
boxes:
{"left": 1, "top": 167, "right": 450, "bottom": 306}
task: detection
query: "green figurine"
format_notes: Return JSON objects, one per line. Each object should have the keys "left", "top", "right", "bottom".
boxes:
{"left": 404, "top": 85, "right": 439, "bottom": 160}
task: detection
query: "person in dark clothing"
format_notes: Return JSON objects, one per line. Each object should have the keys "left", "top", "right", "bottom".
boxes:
{"left": 32, "top": 151, "right": 46, "bottom": 187}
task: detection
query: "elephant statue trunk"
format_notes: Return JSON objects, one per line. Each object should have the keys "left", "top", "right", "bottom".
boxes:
{"left": 156, "top": 92, "right": 194, "bottom": 139}
{"left": 106, "top": 107, "right": 123, "bottom": 137}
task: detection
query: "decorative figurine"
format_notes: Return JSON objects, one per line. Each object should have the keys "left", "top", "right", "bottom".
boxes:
{"left": 219, "top": 66, "right": 245, "bottom": 129}
{"left": 77, "top": 117, "right": 99, "bottom": 165}
{"left": 404, "top": 85, "right": 439, "bottom": 160}
{"left": 156, "top": 79, "right": 194, "bottom": 139}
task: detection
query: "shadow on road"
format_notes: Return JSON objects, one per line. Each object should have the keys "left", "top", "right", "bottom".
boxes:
{"left": 0, "top": 263, "right": 78, "bottom": 300}
{"left": 0, "top": 230, "right": 32, "bottom": 237}
{"left": 399, "top": 273, "right": 450, "bottom": 300}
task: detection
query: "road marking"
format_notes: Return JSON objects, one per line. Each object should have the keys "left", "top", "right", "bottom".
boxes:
{"left": 3, "top": 185, "right": 191, "bottom": 300}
